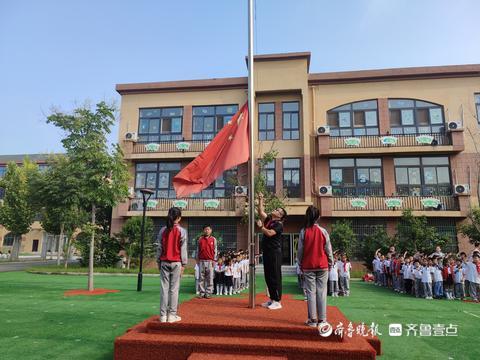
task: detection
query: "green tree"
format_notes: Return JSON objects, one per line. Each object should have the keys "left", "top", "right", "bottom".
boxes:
{"left": 459, "top": 207, "right": 480, "bottom": 245}
{"left": 0, "top": 159, "right": 39, "bottom": 260}
{"left": 395, "top": 209, "right": 448, "bottom": 254}
{"left": 117, "top": 216, "right": 155, "bottom": 269}
{"left": 47, "top": 101, "right": 130, "bottom": 290}
{"left": 76, "top": 231, "right": 121, "bottom": 268}
{"left": 330, "top": 220, "right": 356, "bottom": 257}
{"left": 360, "top": 227, "right": 392, "bottom": 270}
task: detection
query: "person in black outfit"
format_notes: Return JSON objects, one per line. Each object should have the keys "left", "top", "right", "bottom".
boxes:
{"left": 256, "top": 193, "right": 287, "bottom": 310}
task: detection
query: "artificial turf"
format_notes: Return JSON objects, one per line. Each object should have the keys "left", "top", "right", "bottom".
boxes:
{"left": 0, "top": 272, "right": 478, "bottom": 359}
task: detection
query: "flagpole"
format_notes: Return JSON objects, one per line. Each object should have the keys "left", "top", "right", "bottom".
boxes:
{"left": 247, "top": 0, "right": 256, "bottom": 309}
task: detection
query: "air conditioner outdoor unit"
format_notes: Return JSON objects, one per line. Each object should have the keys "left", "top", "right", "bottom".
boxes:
{"left": 447, "top": 121, "right": 462, "bottom": 131}
{"left": 454, "top": 184, "right": 470, "bottom": 195}
{"left": 234, "top": 186, "right": 248, "bottom": 196}
{"left": 318, "top": 185, "right": 332, "bottom": 196}
{"left": 125, "top": 132, "right": 138, "bottom": 141}
{"left": 317, "top": 125, "right": 330, "bottom": 135}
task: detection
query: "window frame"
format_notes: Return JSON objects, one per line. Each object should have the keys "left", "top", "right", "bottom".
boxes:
{"left": 192, "top": 104, "right": 239, "bottom": 141}
{"left": 258, "top": 103, "right": 275, "bottom": 140}
{"left": 282, "top": 101, "right": 300, "bottom": 140}
{"left": 388, "top": 99, "right": 445, "bottom": 135}
{"left": 3, "top": 233, "right": 14, "bottom": 246}
{"left": 260, "top": 160, "right": 276, "bottom": 194}
{"left": 393, "top": 156, "right": 452, "bottom": 196}
{"left": 138, "top": 107, "right": 183, "bottom": 143}
{"left": 283, "top": 158, "right": 301, "bottom": 198}
{"left": 475, "top": 93, "right": 480, "bottom": 125}
{"left": 327, "top": 100, "right": 379, "bottom": 137}
{"left": 329, "top": 158, "right": 384, "bottom": 197}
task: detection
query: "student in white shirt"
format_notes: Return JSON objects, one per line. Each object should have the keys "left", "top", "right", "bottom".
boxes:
{"left": 465, "top": 253, "right": 480, "bottom": 302}
{"left": 402, "top": 257, "right": 413, "bottom": 295}
{"left": 432, "top": 257, "right": 444, "bottom": 299}
{"left": 421, "top": 259, "right": 434, "bottom": 299}
{"left": 338, "top": 254, "right": 352, "bottom": 296}
{"left": 329, "top": 257, "right": 339, "bottom": 297}
{"left": 413, "top": 261, "right": 423, "bottom": 298}
{"left": 454, "top": 259, "right": 465, "bottom": 300}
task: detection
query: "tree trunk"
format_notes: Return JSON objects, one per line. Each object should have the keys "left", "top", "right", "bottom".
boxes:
{"left": 88, "top": 204, "right": 96, "bottom": 291}
{"left": 127, "top": 256, "right": 131, "bottom": 269}
{"left": 56, "top": 223, "right": 65, "bottom": 266}
{"left": 10, "top": 235, "right": 21, "bottom": 261}
{"left": 64, "top": 235, "right": 72, "bottom": 269}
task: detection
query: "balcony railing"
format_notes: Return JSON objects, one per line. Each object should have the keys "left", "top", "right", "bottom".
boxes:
{"left": 132, "top": 139, "right": 210, "bottom": 154}
{"left": 332, "top": 186, "right": 384, "bottom": 197}
{"left": 332, "top": 195, "right": 459, "bottom": 211}
{"left": 128, "top": 197, "right": 236, "bottom": 212}
{"left": 395, "top": 185, "right": 453, "bottom": 197}
{"left": 329, "top": 132, "right": 452, "bottom": 149}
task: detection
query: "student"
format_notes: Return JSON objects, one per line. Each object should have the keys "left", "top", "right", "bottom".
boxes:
{"left": 413, "top": 260, "right": 423, "bottom": 298}
{"left": 378, "top": 255, "right": 386, "bottom": 287}
{"left": 442, "top": 257, "right": 455, "bottom": 300}
{"left": 432, "top": 257, "right": 444, "bottom": 299}
{"left": 233, "top": 257, "right": 241, "bottom": 294}
{"left": 421, "top": 259, "right": 434, "bottom": 300}
{"left": 214, "top": 257, "right": 225, "bottom": 296}
{"left": 196, "top": 224, "right": 217, "bottom": 299}
{"left": 256, "top": 193, "right": 287, "bottom": 310}
{"left": 329, "top": 254, "right": 339, "bottom": 297}
{"left": 297, "top": 205, "right": 333, "bottom": 327}
{"left": 338, "top": 254, "right": 352, "bottom": 296}
{"left": 157, "top": 207, "right": 187, "bottom": 323}
{"left": 454, "top": 258, "right": 465, "bottom": 300}
{"left": 465, "top": 252, "right": 480, "bottom": 302}
{"left": 224, "top": 258, "right": 234, "bottom": 295}
{"left": 403, "top": 257, "right": 413, "bottom": 295}
{"left": 373, "top": 249, "right": 381, "bottom": 286}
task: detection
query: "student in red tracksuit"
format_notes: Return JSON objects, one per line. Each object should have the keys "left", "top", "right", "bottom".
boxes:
{"left": 157, "top": 207, "right": 187, "bottom": 323}
{"left": 196, "top": 224, "right": 218, "bottom": 299}
{"left": 297, "top": 205, "right": 333, "bottom": 328}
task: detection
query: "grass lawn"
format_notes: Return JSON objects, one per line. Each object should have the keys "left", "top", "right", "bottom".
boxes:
{"left": 0, "top": 272, "right": 478, "bottom": 359}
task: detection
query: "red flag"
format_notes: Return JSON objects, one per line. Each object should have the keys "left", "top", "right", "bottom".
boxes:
{"left": 173, "top": 102, "right": 249, "bottom": 198}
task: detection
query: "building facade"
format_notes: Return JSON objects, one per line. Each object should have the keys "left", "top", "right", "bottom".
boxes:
{"left": 112, "top": 52, "right": 480, "bottom": 265}
{"left": 0, "top": 154, "right": 58, "bottom": 256}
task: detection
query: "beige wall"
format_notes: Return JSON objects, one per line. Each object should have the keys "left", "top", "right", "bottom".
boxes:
{"left": 0, "top": 222, "right": 46, "bottom": 254}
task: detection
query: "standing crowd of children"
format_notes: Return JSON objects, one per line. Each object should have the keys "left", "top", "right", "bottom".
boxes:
{"left": 195, "top": 249, "right": 250, "bottom": 297}
{"left": 371, "top": 244, "right": 480, "bottom": 302}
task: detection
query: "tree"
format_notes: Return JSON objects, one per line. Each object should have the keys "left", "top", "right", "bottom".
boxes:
{"left": 395, "top": 209, "right": 448, "bottom": 254}
{"left": 459, "top": 207, "right": 480, "bottom": 245}
{"left": 47, "top": 101, "right": 130, "bottom": 290}
{"left": 359, "top": 227, "right": 392, "bottom": 270}
{"left": 330, "top": 220, "right": 356, "bottom": 257}
{"left": 0, "top": 159, "right": 39, "bottom": 260}
{"left": 76, "top": 231, "right": 122, "bottom": 268}
{"left": 117, "top": 216, "right": 155, "bottom": 269}
{"left": 31, "top": 155, "right": 87, "bottom": 265}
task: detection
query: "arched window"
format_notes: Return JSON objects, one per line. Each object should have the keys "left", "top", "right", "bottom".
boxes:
{"left": 389, "top": 99, "right": 444, "bottom": 134}
{"left": 327, "top": 100, "right": 378, "bottom": 137}
{"left": 3, "top": 233, "right": 14, "bottom": 246}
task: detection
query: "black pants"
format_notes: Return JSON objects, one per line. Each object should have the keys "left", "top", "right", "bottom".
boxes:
{"left": 405, "top": 279, "right": 413, "bottom": 295}
{"left": 263, "top": 249, "right": 282, "bottom": 302}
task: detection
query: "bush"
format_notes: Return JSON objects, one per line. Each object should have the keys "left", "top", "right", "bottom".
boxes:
{"left": 330, "top": 220, "right": 356, "bottom": 257}
{"left": 76, "top": 232, "right": 121, "bottom": 268}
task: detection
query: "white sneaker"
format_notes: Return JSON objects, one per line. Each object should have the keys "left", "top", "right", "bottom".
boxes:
{"left": 267, "top": 301, "right": 282, "bottom": 310}
{"left": 167, "top": 315, "right": 181, "bottom": 323}
{"left": 261, "top": 300, "right": 272, "bottom": 308}
{"left": 159, "top": 316, "right": 167, "bottom": 323}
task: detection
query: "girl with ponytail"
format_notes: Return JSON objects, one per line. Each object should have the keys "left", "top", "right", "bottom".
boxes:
{"left": 157, "top": 207, "right": 188, "bottom": 323}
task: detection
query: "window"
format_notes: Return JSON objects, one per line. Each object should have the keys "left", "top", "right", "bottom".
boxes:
{"left": 283, "top": 158, "right": 301, "bottom": 198}
{"left": 138, "top": 107, "right": 183, "bottom": 142}
{"left": 258, "top": 103, "right": 275, "bottom": 140}
{"left": 394, "top": 156, "right": 451, "bottom": 196}
{"left": 192, "top": 105, "right": 238, "bottom": 140}
{"left": 134, "top": 163, "right": 236, "bottom": 199}
{"left": 282, "top": 102, "right": 300, "bottom": 140}
{"left": 389, "top": 99, "right": 444, "bottom": 134}
{"left": 329, "top": 158, "right": 383, "bottom": 196}
{"left": 135, "top": 162, "right": 181, "bottom": 199}
{"left": 3, "top": 233, "right": 14, "bottom": 246}
{"left": 261, "top": 160, "right": 275, "bottom": 194}
{"left": 196, "top": 168, "right": 237, "bottom": 198}
{"left": 327, "top": 100, "right": 378, "bottom": 137}
{"left": 476, "top": 94, "right": 480, "bottom": 124}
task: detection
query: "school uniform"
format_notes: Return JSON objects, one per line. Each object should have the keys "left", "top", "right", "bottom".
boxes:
{"left": 384, "top": 259, "right": 391, "bottom": 287}
{"left": 214, "top": 263, "right": 225, "bottom": 295}
{"left": 421, "top": 265, "right": 433, "bottom": 299}
{"left": 465, "top": 261, "right": 480, "bottom": 301}
{"left": 194, "top": 263, "right": 200, "bottom": 294}
{"left": 157, "top": 224, "right": 188, "bottom": 318}
{"left": 413, "top": 266, "right": 423, "bottom": 298}
{"left": 329, "top": 261, "right": 339, "bottom": 297}
{"left": 432, "top": 265, "right": 444, "bottom": 298}
{"left": 442, "top": 264, "right": 455, "bottom": 299}
{"left": 224, "top": 265, "right": 234, "bottom": 295}
{"left": 372, "top": 257, "right": 380, "bottom": 285}
{"left": 454, "top": 265, "right": 465, "bottom": 299}
{"left": 197, "top": 235, "right": 217, "bottom": 297}
{"left": 233, "top": 262, "right": 241, "bottom": 293}
{"left": 378, "top": 260, "right": 385, "bottom": 287}
{"left": 403, "top": 263, "right": 413, "bottom": 295}
{"left": 462, "top": 262, "right": 470, "bottom": 297}
{"left": 338, "top": 261, "right": 352, "bottom": 296}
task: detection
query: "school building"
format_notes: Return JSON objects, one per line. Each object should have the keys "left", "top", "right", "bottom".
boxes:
{"left": 0, "top": 154, "right": 60, "bottom": 257}
{"left": 112, "top": 52, "right": 480, "bottom": 265}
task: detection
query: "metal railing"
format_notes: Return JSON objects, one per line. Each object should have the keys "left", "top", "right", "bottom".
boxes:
{"left": 332, "top": 186, "right": 384, "bottom": 197}
{"left": 129, "top": 197, "right": 236, "bottom": 212}
{"left": 132, "top": 139, "right": 210, "bottom": 154}
{"left": 329, "top": 132, "right": 452, "bottom": 149}
{"left": 332, "top": 195, "right": 459, "bottom": 211}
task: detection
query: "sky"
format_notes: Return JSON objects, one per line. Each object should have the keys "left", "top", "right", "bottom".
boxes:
{"left": 1, "top": 0, "right": 479, "bottom": 154}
